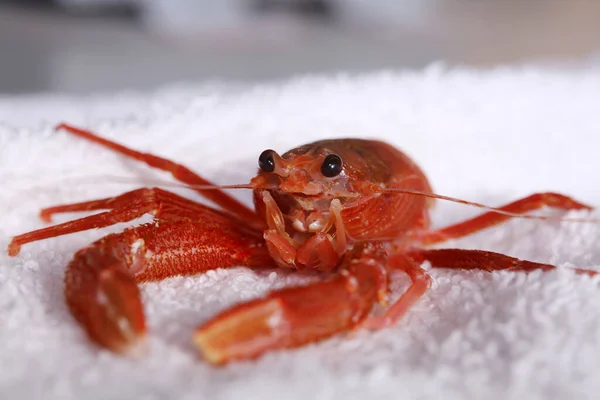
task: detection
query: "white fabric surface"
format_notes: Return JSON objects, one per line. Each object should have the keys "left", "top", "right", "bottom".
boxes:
{"left": 2, "top": 67, "right": 600, "bottom": 400}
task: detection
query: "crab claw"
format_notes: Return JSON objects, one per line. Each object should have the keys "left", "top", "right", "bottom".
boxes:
{"left": 193, "top": 278, "right": 364, "bottom": 365}
{"left": 65, "top": 249, "right": 147, "bottom": 354}
{"left": 194, "top": 243, "right": 387, "bottom": 365}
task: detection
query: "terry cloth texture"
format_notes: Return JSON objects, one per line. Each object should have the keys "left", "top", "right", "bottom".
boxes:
{"left": 1, "top": 67, "right": 600, "bottom": 400}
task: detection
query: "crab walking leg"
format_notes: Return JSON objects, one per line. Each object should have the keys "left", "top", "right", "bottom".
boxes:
{"left": 194, "top": 242, "right": 388, "bottom": 365}
{"left": 39, "top": 187, "right": 235, "bottom": 224}
{"left": 8, "top": 188, "right": 258, "bottom": 256}
{"left": 405, "top": 248, "right": 599, "bottom": 277}
{"left": 362, "top": 254, "right": 432, "bottom": 329}
{"left": 416, "top": 193, "right": 592, "bottom": 245}
{"left": 55, "top": 123, "right": 263, "bottom": 227}
{"left": 66, "top": 220, "right": 272, "bottom": 353}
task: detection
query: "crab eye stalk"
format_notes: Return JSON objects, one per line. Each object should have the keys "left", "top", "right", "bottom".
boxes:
{"left": 321, "top": 154, "right": 343, "bottom": 177}
{"left": 258, "top": 149, "right": 276, "bottom": 173}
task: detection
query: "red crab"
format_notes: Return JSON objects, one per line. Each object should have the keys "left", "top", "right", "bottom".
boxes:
{"left": 8, "top": 124, "right": 597, "bottom": 365}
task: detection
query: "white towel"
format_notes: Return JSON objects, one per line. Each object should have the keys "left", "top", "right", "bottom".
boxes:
{"left": 2, "top": 66, "right": 600, "bottom": 400}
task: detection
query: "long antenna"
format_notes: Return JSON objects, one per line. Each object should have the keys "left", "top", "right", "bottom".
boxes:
{"left": 46, "top": 175, "right": 598, "bottom": 224}
{"left": 380, "top": 187, "right": 597, "bottom": 223}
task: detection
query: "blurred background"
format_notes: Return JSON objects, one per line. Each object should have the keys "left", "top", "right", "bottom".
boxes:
{"left": 1, "top": 0, "right": 600, "bottom": 94}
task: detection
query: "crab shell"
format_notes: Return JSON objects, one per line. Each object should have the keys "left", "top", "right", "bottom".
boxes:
{"left": 251, "top": 138, "right": 434, "bottom": 247}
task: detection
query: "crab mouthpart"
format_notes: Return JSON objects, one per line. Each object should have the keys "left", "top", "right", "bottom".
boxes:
{"left": 279, "top": 180, "right": 323, "bottom": 196}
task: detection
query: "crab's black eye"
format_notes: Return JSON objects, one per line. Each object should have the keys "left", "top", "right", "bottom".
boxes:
{"left": 321, "top": 154, "right": 343, "bottom": 177}
{"left": 258, "top": 149, "right": 275, "bottom": 173}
